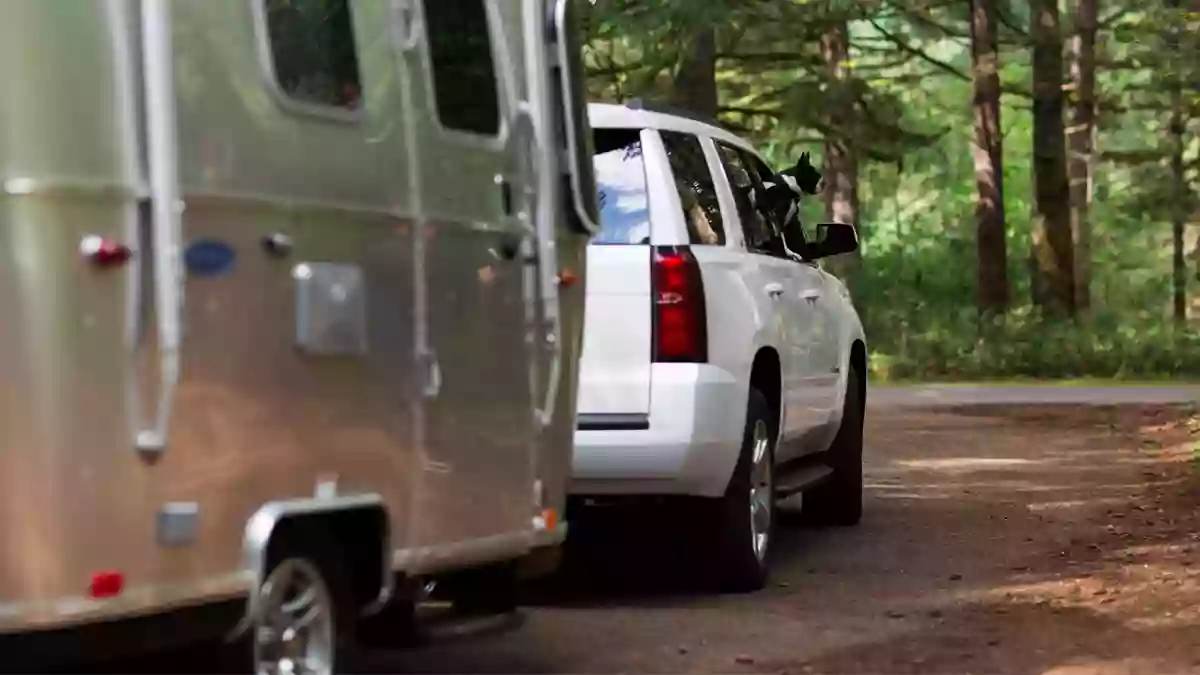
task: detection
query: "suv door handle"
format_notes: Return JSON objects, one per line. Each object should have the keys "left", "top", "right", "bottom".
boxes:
{"left": 801, "top": 289, "right": 821, "bottom": 304}
{"left": 765, "top": 282, "right": 784, "bottom": 299}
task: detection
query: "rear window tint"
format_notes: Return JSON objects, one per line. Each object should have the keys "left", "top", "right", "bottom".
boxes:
{"left": 592, "top": 128, "right": 651, "bottom": 245}
{"left": 660, "top": 131, "right": 725, "bottom": 246}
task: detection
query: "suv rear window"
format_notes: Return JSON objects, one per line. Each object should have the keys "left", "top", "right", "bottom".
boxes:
{"left": 592, "top": 128, "right": 651, "bottom": 245}
{"left": 660, "top": 131, "right": 725, "bottom": 246}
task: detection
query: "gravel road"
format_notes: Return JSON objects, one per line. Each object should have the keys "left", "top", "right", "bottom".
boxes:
{"left": 93, "top": 387, "right": 1200, "bottom": 674}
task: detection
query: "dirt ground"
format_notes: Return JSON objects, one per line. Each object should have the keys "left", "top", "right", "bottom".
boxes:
{"left": 102, "top": 398, "right": 1200, "bottom": 674}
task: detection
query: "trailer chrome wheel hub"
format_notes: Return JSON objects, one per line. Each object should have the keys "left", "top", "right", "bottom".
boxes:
{"left": 255, "top": 558, "right": 335, "bottom": 675}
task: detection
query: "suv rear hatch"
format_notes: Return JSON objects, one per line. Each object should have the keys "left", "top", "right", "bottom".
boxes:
{"left": 576, "top": 128, "right": 653, "bottom": 419}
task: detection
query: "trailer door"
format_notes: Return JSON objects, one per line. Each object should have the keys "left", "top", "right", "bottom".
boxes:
{"left": 129, "top": 0, "right": 423, "bottom": 584}
{"left": 403, "top": 0, "right": 542, "bottom": 553}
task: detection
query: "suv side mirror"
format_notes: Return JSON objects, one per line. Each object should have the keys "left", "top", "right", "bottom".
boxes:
{"left": 811, "top": 222, "right": 859, "bottom": 259}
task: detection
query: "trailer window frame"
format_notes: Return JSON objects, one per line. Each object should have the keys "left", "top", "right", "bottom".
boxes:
{"left": 252, "top": 0, "right": 367, "bottom": 124}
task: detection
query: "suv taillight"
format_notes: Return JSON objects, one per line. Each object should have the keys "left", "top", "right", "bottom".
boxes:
{"left": 652, "top": 246, "right": 708, "bottom": 363}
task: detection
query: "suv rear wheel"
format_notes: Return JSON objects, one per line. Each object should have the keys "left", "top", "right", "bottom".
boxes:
{"left": 706, "top": 387, "right": 776, "bottom": 592}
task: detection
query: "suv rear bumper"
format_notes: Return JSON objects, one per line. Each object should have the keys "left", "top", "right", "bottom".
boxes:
{"left": 571, "top": 363, "right": 746, "bottom": 498}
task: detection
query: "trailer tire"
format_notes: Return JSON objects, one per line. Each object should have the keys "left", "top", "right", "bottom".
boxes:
{"left": 252, "top": 535, "right": 354, "bottom": 675}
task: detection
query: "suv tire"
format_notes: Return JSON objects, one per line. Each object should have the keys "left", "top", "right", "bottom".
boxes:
{"left": 803, "top": 364, "right": 864, "bottom": 526}
{"left": 709, "top": 387, "right": 776, "bottom": 592}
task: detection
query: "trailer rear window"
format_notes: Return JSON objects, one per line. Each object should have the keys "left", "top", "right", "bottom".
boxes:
{"left": 263, "top": 0, "right": 363, "bottom": 110}
{"left": 592, "top": 128, "right": 651, "bottom": 245}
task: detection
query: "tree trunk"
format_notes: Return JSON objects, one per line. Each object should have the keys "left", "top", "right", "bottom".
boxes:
{"left": 820, "top": 21, "right": 861, "bottom": 279}
{"left": 1168, "top": 0, "right": 1188, "bottom": 324}
{"left": 669, "top": 25, "right": 718, "bottom": 118}
{"left": 1172, "top": 113, "right": 1185, "bottom": 324}
{"left": 1068, "top": 0, "right": 1097, "bottom": 312}
{"left": 1029, "top": 0, "right": 1076, "bottom": 316}
{"left": 969, "top": 0, "right": 1009, "bottom": 315}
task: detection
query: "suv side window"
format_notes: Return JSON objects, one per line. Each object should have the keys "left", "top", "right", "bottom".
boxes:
{"left": 422, "top": 0, "right": 501, "bottom": 136}
{"left": 741, "top": 150, "right": 812, "bottom": 254}
{"left": 714, "top": 142, "right": 783, "bottom": 256}
{"left": 659, "top": 131, "right": 726, "bottom": 246}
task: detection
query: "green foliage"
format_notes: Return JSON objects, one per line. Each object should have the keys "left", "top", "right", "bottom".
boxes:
{"left": 866, "top": 307, "right": 1200, "bottom": 381}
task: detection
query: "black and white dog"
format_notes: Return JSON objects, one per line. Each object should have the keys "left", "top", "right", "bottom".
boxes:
{"left": 750, "top": 152, "right": 823, "bottom": 228}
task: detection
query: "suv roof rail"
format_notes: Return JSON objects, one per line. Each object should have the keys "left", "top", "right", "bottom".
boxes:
{"left": 623, "top": 98, "right": 727, "bottom": 131}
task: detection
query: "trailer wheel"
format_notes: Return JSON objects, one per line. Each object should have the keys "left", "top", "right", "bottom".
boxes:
{"left": 254, "top": 547, "right": 345, "bottom": 675}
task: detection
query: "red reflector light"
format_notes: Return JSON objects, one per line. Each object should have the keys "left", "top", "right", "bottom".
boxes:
{"left": 80, "top": 235, "right": 132, "bottom": 267}
{"left": 652, "top": 246, "right": 707, "bottom": 363}
{"left": 557, "top": 267, "right": 578, "bottom": 286}
{"left": 89, "top": 571, "right": 124, "bottom": 599}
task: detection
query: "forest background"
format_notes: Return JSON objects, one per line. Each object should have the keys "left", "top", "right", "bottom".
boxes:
{"left": 579, "top": 0, "right": 1200, "bottom": 381}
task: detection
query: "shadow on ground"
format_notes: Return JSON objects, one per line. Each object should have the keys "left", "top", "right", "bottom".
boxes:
{"left": 521, "top": 499, "right": 844, "bottom": 608}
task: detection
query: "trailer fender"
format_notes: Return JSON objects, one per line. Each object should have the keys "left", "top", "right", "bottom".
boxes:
{"left": 236, "top": 494, "right": 393, "bottom": 636}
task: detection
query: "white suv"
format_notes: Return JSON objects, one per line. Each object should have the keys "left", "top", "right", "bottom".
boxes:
{"left": 571, "top": 101, "right": 868, "bottom": 591}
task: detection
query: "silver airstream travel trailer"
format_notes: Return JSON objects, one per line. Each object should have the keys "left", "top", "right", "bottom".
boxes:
{"left": 0, "top": 0, "right": 597, "bottom": 671}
